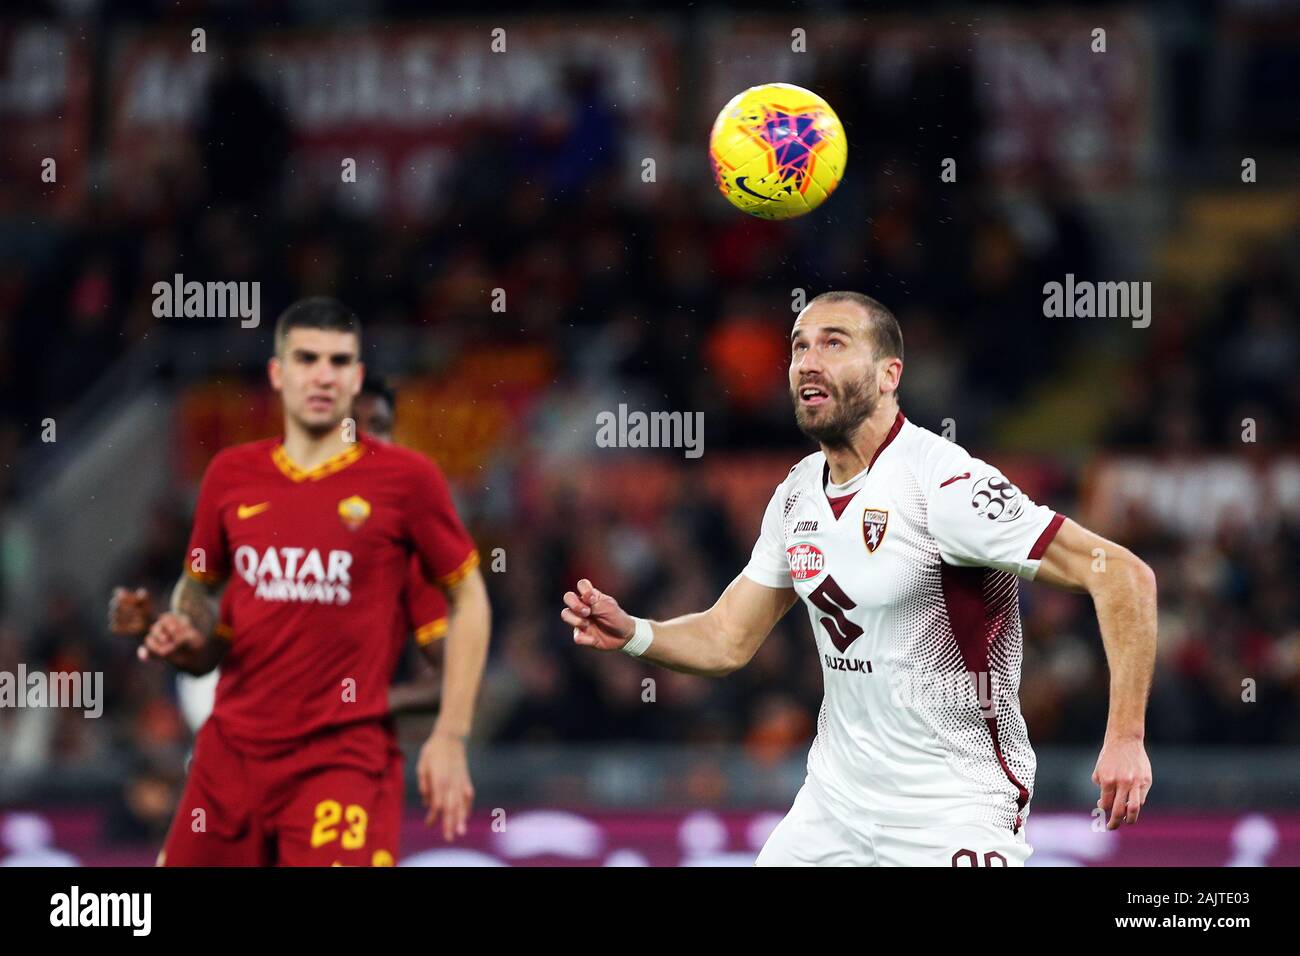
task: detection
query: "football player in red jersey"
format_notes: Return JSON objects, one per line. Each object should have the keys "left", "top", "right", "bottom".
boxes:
{"left": 108, "top": 298, "right": 491, "bottom": 865}
{"left": 161, "top": 375, "right": 449, "bottom": 733}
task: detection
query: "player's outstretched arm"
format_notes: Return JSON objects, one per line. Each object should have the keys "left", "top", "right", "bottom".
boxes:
{"left": 1035, "top": 517, "right": 1157, "bottom": 830}
{"left": 562, "top": 573, "right": 797, "bottom": 677}
{"left": 135, "top": 574, "right": 229, "bottom": 676}
{"left": 418, "top": 566, "right": 490, "bottom": 842}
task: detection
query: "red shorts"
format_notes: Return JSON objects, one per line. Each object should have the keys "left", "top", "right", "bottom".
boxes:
{"left": 160, "top": 716, "right": 404, "bottom": 867}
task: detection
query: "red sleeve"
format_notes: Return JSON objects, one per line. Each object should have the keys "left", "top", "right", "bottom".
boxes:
{"left": 407, "top": 555, "right": 450, "bottom": 646}
{"left": 405, "top": 456, "right": 478, "bottom": 589}
{"left": 185, "top": 453, "right": 232, "bottom": 585}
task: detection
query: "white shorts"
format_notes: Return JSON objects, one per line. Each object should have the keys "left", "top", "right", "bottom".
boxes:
{"left": 755, "top": 780, "right": 1032, "bottom": 867}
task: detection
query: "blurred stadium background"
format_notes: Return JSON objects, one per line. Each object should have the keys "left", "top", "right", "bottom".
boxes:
{"left": 1, "top": 2, "right": 1299, "bottom": 866}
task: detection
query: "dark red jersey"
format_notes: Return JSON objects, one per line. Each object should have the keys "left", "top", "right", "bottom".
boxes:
{"left": 186, "top": 434, "right": 475, "bottom": 755}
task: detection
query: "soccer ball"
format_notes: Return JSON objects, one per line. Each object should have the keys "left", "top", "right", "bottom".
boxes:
{"left": 709, "top": 83, "right": 848, "bottom": 220}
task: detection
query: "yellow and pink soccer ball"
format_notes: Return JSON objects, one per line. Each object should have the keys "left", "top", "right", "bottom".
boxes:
{"left": 709, "top": 83, "right": 848, "bottom": 220}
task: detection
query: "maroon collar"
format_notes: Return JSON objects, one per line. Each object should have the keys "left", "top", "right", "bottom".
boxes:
{"left": 822, "top": 411, "right": 906, "bottom": 514}
{"left": 825, "top": 490, "right": 857, "bottom": 520}
{"left": 870, "top": 410, "right": 906, "bottom": 469}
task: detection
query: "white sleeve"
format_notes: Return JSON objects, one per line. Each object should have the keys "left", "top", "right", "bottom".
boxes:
{"left": 927, "top": 455, "right": 1063, "bottom": 579}
{"left": 741, "top": 483, "right": 792, "bottom": 589}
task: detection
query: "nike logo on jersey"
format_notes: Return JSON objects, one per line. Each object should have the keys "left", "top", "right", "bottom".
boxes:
{"left": 236, "top": 502, "right": 271, "bottom": 520}
{"left": 939, "top": 472, "right": 971, "bottom": 488}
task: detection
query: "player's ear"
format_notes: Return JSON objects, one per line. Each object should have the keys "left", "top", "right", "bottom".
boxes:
{"left": 351, "top": 361, "right": 365, "bottom": 398}
{"left": 267, "top": 356, "right": 283, "bottom": 391}
{"left": 880, "top": 356, "right": 902, "bottom": 396}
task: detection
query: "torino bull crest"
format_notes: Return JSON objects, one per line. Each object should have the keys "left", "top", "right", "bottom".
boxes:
{"left": 863, "top": 509, "right": 888, "bottom": 553}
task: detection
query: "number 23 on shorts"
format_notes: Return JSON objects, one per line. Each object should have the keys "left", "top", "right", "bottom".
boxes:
{"left": 310, "top": 798, "right": 369, "bottom": 850}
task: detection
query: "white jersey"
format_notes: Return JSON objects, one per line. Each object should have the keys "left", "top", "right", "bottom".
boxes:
{"left": 177, "top": 670, "right": 218, "bottom": 734}
{"left": 743, "top": 413, "right": 1063, "bottom": 833}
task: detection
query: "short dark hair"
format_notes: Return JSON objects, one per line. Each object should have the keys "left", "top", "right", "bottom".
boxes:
{"left": 360, "top": 373, "right": 395, "bottom": 409}
{"left": 273, "top": 297, "right": 362, "bottom": 355}
{"left": 806, "top": 291, "right": 903, "bottom": 362}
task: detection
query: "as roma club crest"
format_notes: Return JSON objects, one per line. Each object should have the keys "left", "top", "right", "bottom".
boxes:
{"left": 862, "top": 508, "right": 888, "bottom": 553}
{"left": 338, "top": 494, "right": 372, "bottom": 531}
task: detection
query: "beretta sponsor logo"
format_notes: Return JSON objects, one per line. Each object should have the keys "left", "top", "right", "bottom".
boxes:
{"left": 787, "top": 543, "right": 825, "bottom": 581}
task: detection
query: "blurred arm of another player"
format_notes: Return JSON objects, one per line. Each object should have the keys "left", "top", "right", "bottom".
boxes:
{"left": 118, "top": 447, "right": 233, "bottom": 677}
{"left": 107, "top": 586, "right": 156, "bottom": 637}
{"left": 388, "top": 646, "right": 442, "bottom": 715}
{"left": 1035, "top": 517, "right": 1157, "bottom": 831}
{"left": 417, "top": 564, "right": 490, "bottom": 841}
{"left": 562, "top": 573, "right": 797, "bottom": 676}
{"left": 114, "top": 575, "right": 229, "bottom": 676}
{"left": 388, "top": 562, "right": 448, "bottom": 716}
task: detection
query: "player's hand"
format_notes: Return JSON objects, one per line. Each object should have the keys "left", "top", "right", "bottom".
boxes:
{"left": 418, "top": 731, "right": 474, "bottom": 842}
{"left": 562, "top": 578, "right": 635, "bottom": 651}
{"left": 1092, "top": 735, "right": 1152, "bottom": 829}
{"left": 108, "top": 587, "right": 156, "bottom": 637}
{"left": 138, "top": 611, "right": 205, "bottom": 667}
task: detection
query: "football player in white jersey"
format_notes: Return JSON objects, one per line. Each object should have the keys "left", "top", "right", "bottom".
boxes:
{"left": 561, "top": 290, "right": 1157, "bottom": 866}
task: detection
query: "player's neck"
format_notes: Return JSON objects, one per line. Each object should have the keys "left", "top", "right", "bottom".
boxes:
{"left": 821, "top": 402, "right": 900, "bottom": 485}
{"left": 280, "top": 420, "right": 355, "bottom": 470}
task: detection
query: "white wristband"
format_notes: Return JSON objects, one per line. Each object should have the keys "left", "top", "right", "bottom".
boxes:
{"left": 621, "top": 617, "right": 654, "bottom": 657}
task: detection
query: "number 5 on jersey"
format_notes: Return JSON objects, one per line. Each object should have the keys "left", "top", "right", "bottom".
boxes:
{"left": 807, "top": 575, "right": 862, "bottom": 653}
